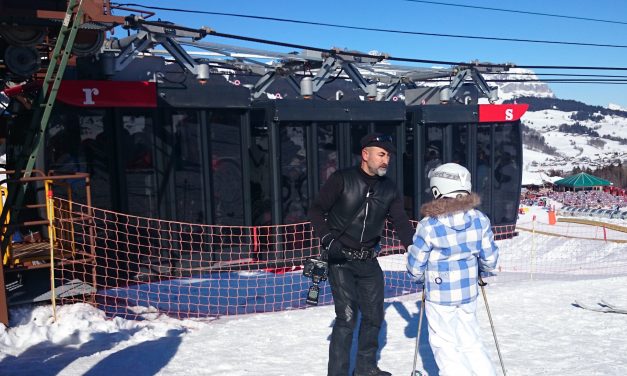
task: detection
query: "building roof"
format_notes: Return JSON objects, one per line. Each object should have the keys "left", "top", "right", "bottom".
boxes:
{"left": 521, "top": 171, "right": 562, "bottom": 186}
{"left": 554, "top": 172, "right": 612, "bottom": 188}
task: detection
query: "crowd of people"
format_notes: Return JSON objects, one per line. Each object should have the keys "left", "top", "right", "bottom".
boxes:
{"left": 521, "top": 189, "right": 627, "bottom": 210}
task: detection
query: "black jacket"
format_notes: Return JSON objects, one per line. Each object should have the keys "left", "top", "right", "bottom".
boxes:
{"left": 309, "top": 166, "right": 414, "bottom": 250}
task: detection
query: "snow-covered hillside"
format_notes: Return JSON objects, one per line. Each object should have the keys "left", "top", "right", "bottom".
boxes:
{"left": 520, "top": 108, "right": 627, "bottom": 183}
{"left": 430, "top": 66, "right": 626, "bottom": 182}
{"left": 479, "top": 69, "right": 627, "bottom": 184}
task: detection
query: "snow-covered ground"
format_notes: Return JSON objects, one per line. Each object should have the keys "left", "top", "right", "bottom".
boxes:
{"left": 1, "top": 277, "right": 626, "bottom": 375}
{"left": 1, "top": 210, "right": 626, "bottom": 375}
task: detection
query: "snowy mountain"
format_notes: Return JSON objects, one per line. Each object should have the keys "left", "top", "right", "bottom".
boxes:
{"left": 609, "top": 103, "right": 627, "bottom": 112}
{"left": 487, "top": 68, "right": 555, "bottom": 101}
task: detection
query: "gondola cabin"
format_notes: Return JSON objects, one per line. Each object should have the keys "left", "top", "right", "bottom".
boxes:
{"left": 1, "top": 43, "right": 527, "bottom": 317}
{"left": 9, "top": 71, "right": 527, "bottom": 228}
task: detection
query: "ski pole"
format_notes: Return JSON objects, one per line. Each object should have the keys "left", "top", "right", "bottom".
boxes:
{"left": 479, "top": 275, "right": 507, "bottom": 376}
{"left": 411, "top": 285, "right": 426, "bottom": 376}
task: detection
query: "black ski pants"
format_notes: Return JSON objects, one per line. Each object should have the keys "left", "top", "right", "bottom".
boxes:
{"left": 327, "top": 258, "right": 385, "bottom": 376}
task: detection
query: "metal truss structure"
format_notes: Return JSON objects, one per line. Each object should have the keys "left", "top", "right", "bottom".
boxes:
{"left": 107, "top": 16, "right": 511, "bottom": 104}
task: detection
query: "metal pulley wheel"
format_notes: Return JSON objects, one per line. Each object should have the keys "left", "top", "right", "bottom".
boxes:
{"left": 4, "top": 45, "right": 41, "bottom": 78}
{"left": 72, "top": 30, "right": 105, "bottom": 57}
{"left": 0, "top": 26, "right": 46, "bottom": 47}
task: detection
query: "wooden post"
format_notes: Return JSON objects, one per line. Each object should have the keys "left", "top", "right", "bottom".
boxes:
{"left": 531, "top": 215, "right": 536, "bottom": 281}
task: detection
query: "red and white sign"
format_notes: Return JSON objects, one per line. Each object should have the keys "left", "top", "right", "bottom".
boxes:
{"left": 478, "top": 104, "right": 529, "bottom": 123}
{"left": 55, "top": 80, "right": 157, "bottom": 108}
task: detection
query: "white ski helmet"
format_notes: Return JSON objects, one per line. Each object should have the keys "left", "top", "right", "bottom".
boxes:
{"left": 428, "top": 163, "right": 472, "bottom": 199}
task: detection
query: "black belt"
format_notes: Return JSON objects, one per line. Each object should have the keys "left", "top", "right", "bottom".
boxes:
{"left": 341, "top": 247, "right": 377, "bottom": 261}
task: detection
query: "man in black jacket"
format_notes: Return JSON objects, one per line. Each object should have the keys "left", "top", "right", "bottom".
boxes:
{"left": 309, "top": 133, "right": 415, "bottom": 376}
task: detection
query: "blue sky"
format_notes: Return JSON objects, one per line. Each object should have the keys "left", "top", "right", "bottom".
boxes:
{"left": 113, "top": 0, "right": 627, "bottom": 108}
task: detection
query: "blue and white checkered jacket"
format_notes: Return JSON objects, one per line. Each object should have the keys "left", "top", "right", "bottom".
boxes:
{"left": 407, "top": 208, "right": 498, "bottom": 306}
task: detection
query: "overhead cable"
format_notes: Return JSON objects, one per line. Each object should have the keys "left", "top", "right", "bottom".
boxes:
{"left": 403, "top": 0, "right": 627, "bottom": 26}
{"left": 506, "top": 73, "right": 627, "bottom": 78}
{"left": 123, "top": 16, "right": 627, "bottom": 72}
{"left": 208, "top": 30, "right": 627, "bottom": 71}
{"left": 112, "top": 3, "right": 627, "bottom": 49}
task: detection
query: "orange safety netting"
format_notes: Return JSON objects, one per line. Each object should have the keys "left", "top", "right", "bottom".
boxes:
{"left": 52, "top": 197, "right": 421, "bottom": 319}
{"left": 50, "top": 197, "right": 626, "bottom": 320}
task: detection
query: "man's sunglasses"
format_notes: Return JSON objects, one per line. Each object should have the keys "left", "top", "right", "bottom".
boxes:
{"left": 366, "top": 135, "right": 393, "bottom": 143}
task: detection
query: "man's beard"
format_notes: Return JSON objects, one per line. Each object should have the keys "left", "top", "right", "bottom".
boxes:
{"left": 375, "top": 167, "right": 387, "bottom": 176}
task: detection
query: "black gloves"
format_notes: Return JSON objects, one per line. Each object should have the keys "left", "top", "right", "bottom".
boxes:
{"left": 320, "top": 234, "right": 344, "bottom": 261}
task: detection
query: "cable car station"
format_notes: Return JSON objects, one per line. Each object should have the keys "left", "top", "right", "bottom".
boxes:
{"left": 0, "top": 1, "right": 526, "bottom": 324}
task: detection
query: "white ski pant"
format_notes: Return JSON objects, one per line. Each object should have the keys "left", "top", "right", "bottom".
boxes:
{"left": 425, "top": 300, "right": 496, "bottom": 376}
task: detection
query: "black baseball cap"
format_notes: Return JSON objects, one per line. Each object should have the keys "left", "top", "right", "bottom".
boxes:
{"left": 360, "top": 133, "right": 396, "bottom": 153}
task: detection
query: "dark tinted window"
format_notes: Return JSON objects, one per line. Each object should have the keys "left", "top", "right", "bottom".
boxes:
{"left": 250, "top": 110, "right": 271, "bottom": 226}
{"left": 450, "top": 124, "right": 468, "bottom": 166}
{"left": 317, "top": 123, "right": 338, "bottom": 188}
{"left": 119, "top": 113, "right": 157, "bottom": 218}
{"left": 79, "top": 112, "right": 111, "bottom": 209}
{"left": 423, "top": 125, "right": 443, "bottom": 205}
{"left": 280, "top": 123, "right": 308, "bottom": 223}
{"left": 210, "top": 111, "right": 244, "bottom": 225}
{"left": 492, "top": 123, "right": 521, "bottom": 224}
{"left": 350, "top": 122, "right": 369, "bottom": 166}
{"left": 46, "top": 109, "right": 112, "bottom": 209}
{"left": 170, "top": 110, "right": 204, "bottom": 223}
{"left": 403, "top": 114, "right": 416, "bottom": 215}
{"left": 374, "top": 122, "right": 400, "bottom": 183}
{"left": 476, "top": 124, "right": 492, "bottom": 216}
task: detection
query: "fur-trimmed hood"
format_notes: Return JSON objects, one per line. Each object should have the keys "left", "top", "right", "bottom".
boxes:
{"left": 420, "top": 192, "right": 481, "bottom": 218}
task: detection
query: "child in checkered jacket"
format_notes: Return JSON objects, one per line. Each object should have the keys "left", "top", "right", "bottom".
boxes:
{"left": 407, "top": 163, "right": 499, "bottom": 376}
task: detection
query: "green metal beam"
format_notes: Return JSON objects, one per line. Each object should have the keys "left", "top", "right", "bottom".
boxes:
{"left": 0, "top": 0, "right": 84, "bottom": 327}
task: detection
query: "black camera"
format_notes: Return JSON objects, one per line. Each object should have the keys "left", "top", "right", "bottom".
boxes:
{"left": 303, "top": 258, "right": 328, "bottom": 283}
{"left": 303, "top": 258, "right": 328, "bottom": 306}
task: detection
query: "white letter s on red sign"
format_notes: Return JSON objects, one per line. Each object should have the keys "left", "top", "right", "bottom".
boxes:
{"left": 505, "top": 108, "right": 514, "bottom": 120}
